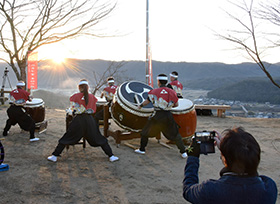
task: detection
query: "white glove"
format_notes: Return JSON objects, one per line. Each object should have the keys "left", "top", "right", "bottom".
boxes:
{"left": 66, "top": 108, "right": 73, "bottom": 116}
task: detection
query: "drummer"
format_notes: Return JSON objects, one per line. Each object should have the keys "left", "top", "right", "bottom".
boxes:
{"left": 135, "top": 74, "right": 188, "bottom": 158}
{"left": 47, "top": 79, "right": 119, "bottom": 163}
{"left": 94, "top": 76, "right": 117, "bottom": 125}
{"left": 2, "top": 81, "right": 39, "bottom": 142}
{"left": 167, "top": 71, "right": 183, "bottom": 98}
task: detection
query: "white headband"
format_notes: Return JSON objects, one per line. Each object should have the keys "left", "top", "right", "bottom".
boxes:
{"left": 170, "top": 73, "right": 178, "bottom": 78}
{"left": 17, "top": 82, "right": 25, "bottom": 86}
{"left": 79, "top": 80, "right": 89, "bottom": 86}
{"left": 157, "top": 76, "right": 168, "bottom": 81}
{"left": 107, "top": 80, "right": 114, "bottom": 84}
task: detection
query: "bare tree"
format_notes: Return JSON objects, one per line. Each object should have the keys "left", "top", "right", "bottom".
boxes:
{"left": 91, "top": 60, "right": 129, "bottom": 95}
{"left": 218, "top": 0, "right": 280, "bottom": 88}
{"left": 0, "top": 0, "right": 116, "bottom": 83}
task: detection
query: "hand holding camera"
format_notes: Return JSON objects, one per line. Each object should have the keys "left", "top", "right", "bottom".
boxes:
{"left": 213, "top": 130, "right": 222, "bottom": 150}
{"left": 194, "top": 131, "right": 216, "bottom": 155}
{"left": 188, "top": 131, "right": 222, "bottom": 156}
{"left": 187, "top": 136, "right": 201, "bottom": 158}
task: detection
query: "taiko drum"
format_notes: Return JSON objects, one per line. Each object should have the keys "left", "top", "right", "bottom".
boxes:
{"left": 24, "top": 98, "right": 45, "bottom": 124}
{"left": 111, "top": 81, "right": 154, "bottom": 132}
{"left": 171, "top": 98, "right": 197, "bottom": 138}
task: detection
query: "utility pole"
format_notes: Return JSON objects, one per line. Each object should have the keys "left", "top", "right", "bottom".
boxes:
{"left": 145, "top": 0, "right": 149, "bottom": 84}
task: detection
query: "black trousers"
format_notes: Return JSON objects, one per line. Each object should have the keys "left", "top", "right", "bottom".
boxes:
{"left": 52, "top": 114, "right": 113, "bottom": 157}
{"left": 4, "top": 105, "right": 35, "bottom": 139}
{"left": 140, "top": 110, "right": 186, "bottom": 153}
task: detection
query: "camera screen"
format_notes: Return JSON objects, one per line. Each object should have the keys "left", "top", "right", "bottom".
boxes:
{"left": 196, "top": 132, "right": 211, "bottom": 137}
{"left": 195, "top": 131, "right": 215, "bottom": 155}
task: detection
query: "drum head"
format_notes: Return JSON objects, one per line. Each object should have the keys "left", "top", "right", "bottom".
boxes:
{"left": 111, "top": 81, "right": 154, "bottom": 132}
{"left": 172, "top": 99, "right": 194, "bottom": 114}
{"left": 96, "top": 96, "right": 107, "bottom": 105}
{"left": 25, "top": 98, "right": 44, "bottom": 108}
{"left": 117, "top": 81, "right": 154, "bottom": 114}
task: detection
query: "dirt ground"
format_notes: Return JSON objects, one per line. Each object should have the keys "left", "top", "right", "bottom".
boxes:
{"left": 0, "top": 106, "right": 279, "bottom": 204}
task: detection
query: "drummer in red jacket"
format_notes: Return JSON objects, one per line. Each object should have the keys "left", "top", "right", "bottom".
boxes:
{"left": 94, "top": 77, "right": 117, "bottom": 125}
{"left": 100, "top": 77, "right": 117, "bottom": 103}
{"left": 47, "top": 79, "right": 119, "bottom": 163}
{"left": 2, "top": 81, "right": 39, "bottom": 142}
{"left": 135, "top": 74, "right": 188, "bottom": 158}
{"left": 167, "top": 71, "right": 183, "bottom": 98}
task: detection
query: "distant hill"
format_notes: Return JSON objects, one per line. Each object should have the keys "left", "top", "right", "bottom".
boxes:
{"left": 1, "top": 59, "right": 280, "bottom": 103}
{"left": 1, "top": 59, "right": 280, "bottom": 89}
{"left": 33, "top": 89, "right": 69, "bottom": 109}
{"left": 207, "top": 78, "right": 280, "bottom": 104}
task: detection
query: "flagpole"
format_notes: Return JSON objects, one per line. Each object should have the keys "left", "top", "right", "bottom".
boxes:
{"left": 145, "top": 0, "right": 149, "bottom": 84}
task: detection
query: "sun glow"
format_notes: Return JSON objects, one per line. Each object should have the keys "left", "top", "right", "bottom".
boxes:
{"left": 37, "top": 43, "right": 70, "bottom": 64}
{"left": 51, "top": 55, "right": 66, "bottom": 64}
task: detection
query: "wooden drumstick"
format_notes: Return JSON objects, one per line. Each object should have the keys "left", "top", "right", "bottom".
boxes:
{"left": 134, "top": 94, "right": 140, "bottom": 106}
{"left": 124, "top": 142, "right": 137, "bottom": 150}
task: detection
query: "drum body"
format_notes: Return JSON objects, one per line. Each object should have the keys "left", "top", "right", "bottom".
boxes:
{"left": 94, "top": 96, "right": 107, "bottom": 117}
{"left": 111, "top": 81, "right": 154, "bottom": 132}
{"left": 24, "top": 98, "right": 45, "bottom": 123}
{"left": 171, "top": 99, "right": 197, "bottom": 138}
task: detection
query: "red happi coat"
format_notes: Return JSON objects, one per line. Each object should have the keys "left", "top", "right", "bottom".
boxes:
{"left": 148, "top": 86, "right": 178, "bottom": 110}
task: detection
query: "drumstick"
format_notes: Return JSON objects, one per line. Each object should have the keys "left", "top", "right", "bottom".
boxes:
{"left": 124, "top": 142, "right": 137, "bottom": 150}
{"left": 134, "top": 94, "right": 140, "bottom": 106}
{"left": 158, "top": 141, "right": 173, "bottom": 149}
{"left": 0, "top": 138, "right": 5, "bottom": 141}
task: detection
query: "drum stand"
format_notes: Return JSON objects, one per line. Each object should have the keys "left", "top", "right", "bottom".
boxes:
{"left": 0, "top": 67, "right": 12, "bottom": 105}
{"left": 35, "top": 121, "right": 48, "bottom": 134}
{"left": 103, "top": 105, "right": 171, "bottom": 148}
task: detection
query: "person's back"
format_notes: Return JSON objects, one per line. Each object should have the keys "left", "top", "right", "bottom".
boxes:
{"left": 183, "top": 127, "right": 278, "bottom": 204}
{"left": 148, "top": 86, "right": 178, "bottom": 110}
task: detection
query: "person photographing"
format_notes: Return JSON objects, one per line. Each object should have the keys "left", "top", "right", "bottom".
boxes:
{"left": 183, "top": 127, "right": 277, "bottom": 203}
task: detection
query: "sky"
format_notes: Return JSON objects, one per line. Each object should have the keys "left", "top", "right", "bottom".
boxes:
{"left": 27, "top": 0, "right": 280, "bottom": 64}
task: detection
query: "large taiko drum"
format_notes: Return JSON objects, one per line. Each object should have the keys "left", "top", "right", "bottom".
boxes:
{"left": 24, "top": 98, "right": 45, "bottom": 124}
{"left": 111, "top": 81, "right": 154, "bottom": 132}
{"left": 171, "top": 99, "right": 197, "bottom": 138}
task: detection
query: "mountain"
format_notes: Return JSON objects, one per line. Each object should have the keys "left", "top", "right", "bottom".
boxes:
{"left": 1, "top": 59, "right": 280, "bottom": 103}
{"left": 1, "top": 59, "right": 280, "bottom": 88}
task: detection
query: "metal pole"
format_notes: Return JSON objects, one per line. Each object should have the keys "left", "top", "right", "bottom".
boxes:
{"left": 145, "top": 0, "right": 149, "bottom": 84}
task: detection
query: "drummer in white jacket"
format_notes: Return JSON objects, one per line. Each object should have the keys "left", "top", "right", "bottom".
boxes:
{"left": 2, "top": 81, "right": 39, "bottom": 142}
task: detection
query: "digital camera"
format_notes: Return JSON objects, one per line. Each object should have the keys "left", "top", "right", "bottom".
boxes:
{"left": 195, "top": 131, "right": 216, "bottom": 155}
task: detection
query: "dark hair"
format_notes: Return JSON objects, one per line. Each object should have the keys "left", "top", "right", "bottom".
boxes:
{"left": 107, "top": 76, "right": 114, "bottom": 85}
{"left": 158, "top": 73, "right": 168, "bottom": 85}
{"left": 79, "top": 79, "right": 89, "bottom": 105}
{"left": 107, "top": 77, "right": 114, "bottom": 81}
{"left": 171, "top": 71, "right": 178, "bottom": 76}
{"left": 220, "top": 127, "right": 260, "bottom": 176}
